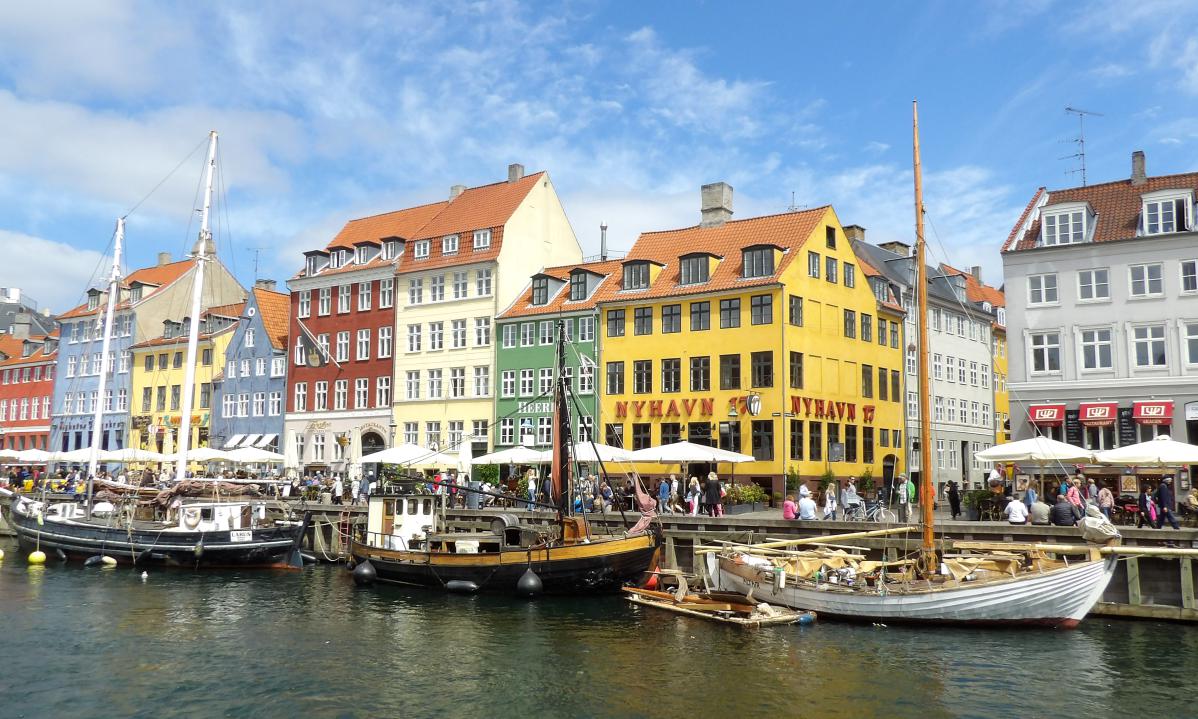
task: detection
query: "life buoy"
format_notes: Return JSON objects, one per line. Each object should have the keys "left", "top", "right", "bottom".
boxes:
{"left": 182, "top": 508, "right": 201, "bottom": 530}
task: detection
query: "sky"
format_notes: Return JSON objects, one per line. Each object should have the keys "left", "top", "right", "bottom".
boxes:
{"left": 1, "top": 0, "right": 1196, "bottom": 314}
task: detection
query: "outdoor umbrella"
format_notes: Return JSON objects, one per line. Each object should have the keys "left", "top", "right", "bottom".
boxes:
{"left": 14, "top": 448, "right": 52, "bottom": 463}
{"left": 99, "top": 447, "right": 170, "bottom": 463}
{"left": 49, "top": 447, "right": 98, "bottom": 463}
{"left": 226, "top": 446, "right": 286, "bottom": 464}
{"left": 471, "top": 446, "right": 548, "bottom": 464}
{"left": 359, "top": 443, "right": 430, "bottom": 465}
{"left": 162, "top": 446, "right": 235, "bottom": 463}
{"left": 974, "top": 437, "right": 1093, "bottom": 498}
{"left": 405, "top": 449, "right": 459, "bottom": 469}
{"left": 1094, "top": 435, "right": 1198, "bottom": 465}
{"left": 572, "top": 441, "right": 635, "bottom": 463}
{"left": 0, "top": 447, "right": 21, "bottom": 461}
{"left": 629, "top": 440, "right": 755, "bottom": 464}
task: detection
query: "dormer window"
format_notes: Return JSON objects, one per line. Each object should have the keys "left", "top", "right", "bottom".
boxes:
{"left": 87, "top": 292, "right": 100, "bottom": 311}
{"left": 623, "top": 262, "right": 650, "bottom": 290}
{"left": 871, "top": 278, "right": 888, "bottom": 303}
{"left": 1142, "top": 191, "right": 1192, "bottom": 235}
{"left": 355, "top": 245, "right": 371, "bottom": 264}
{"left": 569, "top": 272, "right": 587, "bottom": 301}
{"left": 383, "top": 240, "right": 400, "bottom": 260}
{"left": 531, "top": 277, "right": 549, "bottom": 305}
{"left": 680, "top": 255, "right": 710, "bottom": 285}
{"left": 473, "top": 229, "right": 491, "bottom": 249}
{"left": 130, "top": 285, "right": 143, "bottom": 302}
{"left": 442, "top": 235, "right": 459, "bottom": 254}
{"left": 996, "top": 307, "right": 1007, "bottom": 326}
{"left": 329, "top": 250, "right": 344, "bottom": 269}
{"left": 742, "top": 246, "right": 775, "bottom": 279}
{"left": 305, "top": 254, "right": 326, "bottom": 276}
{"left": 413, "top": 240, "right": 430, "bottom": 259}
{"left": 1041, "top": 204, "right": 1090, "bottom": 246}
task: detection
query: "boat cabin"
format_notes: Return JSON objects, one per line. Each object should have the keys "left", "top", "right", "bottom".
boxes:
{"left": 172, "top": 501, "right": 268, "bottom": 533}
{"left": 364, "top": 494, "right": 544, "bottom": 554}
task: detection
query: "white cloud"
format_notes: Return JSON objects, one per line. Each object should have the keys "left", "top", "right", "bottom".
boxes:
{"left": 0, "top": 230, "right": 109, "bottom": 312}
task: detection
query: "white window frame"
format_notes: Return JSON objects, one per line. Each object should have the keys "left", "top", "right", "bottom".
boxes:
{"left": 1129, "top": 322, "right": 1168, "bottom": 369}
{"left": 378, "top": 326, "right": 392, "bottom": 359}
{"left": 1041, "top": 204, "right": 1088, "bottom": 246}
{"left": 356, "top": 328, "right": 370, "bottom": 360}
{"left": 1076, "top": 268, "right": 1110, "bottom": 303}
{"left": 298, "top": 290, "right": 311, "bottom": 318}
{"left": 413, "top": 240, "right": 430, "bottom": 259}
{"left": 1183, "top": 320, "right": 1198, "bottom": 367}
{"left": 1027, "top": 273, "right": 1058, "bottom": 306}
{"left": 476, "top": 268, "right": 492, "bottom": 296}
{"left": 1077, "top": 326, "right": 1114, "bottom": 372}
{"left": 1141, "top": 191, "right": 1193, "bottom": 235}
{"left": 379, "top": 278, "right": 394, "bottom": 308}
{"left": 473, "top": 229, "right": 491, "bottom": 249}
{"left": 358, "top": 281, "right": 372, "bottom": 311}
{"left": 1028, "top": 330, "right": 1062, "bottom": 375}
{"left": 442, "top": 235, "right": 459, "bottom": 254}
{"left": 501, "top": 370, "right": 516, "bottom": 398}
{"left": 1129, "top": 263, "right": 1164, "bottom": 299}
{"left": 1180, "top": 260, "right": 1198, "bottom": 296}
{"left": 406, "top": 371, "right": 420, "bottom": 400}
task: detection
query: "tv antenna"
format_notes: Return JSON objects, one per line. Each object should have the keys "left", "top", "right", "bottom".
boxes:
{"left": 1060, "top": 107, "right": 1103, "bottom": 186}
{"left": 246, "top": 247, "right": 267, "bottom": 281}
{"left": 786, "top": 191, "right": 805, "bottom": 212}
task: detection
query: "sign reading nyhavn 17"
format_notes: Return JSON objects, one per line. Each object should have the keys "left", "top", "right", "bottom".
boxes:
{"left": 613, "top": 395, "right": 875, "bottom": 424}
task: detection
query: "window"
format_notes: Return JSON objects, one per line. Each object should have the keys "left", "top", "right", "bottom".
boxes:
{"left": 1181, "top": 260, "right": 1198, "bottom": 295}
{"left": 318, "top": 287, "right": 331, "bottom": 315}
{"left": 862, "top": 364, "right": 873, "bottom": 398}
{"left": 606, "top": 362, "right": 624, "bottom": 395}
{"left": 502, "top": 324, "right": 517, "bottom": 348}
{"left": 844, "top": 263, "right": 856, "bottom": 288}
{"left": 314, "top": 381, "right": 329, "bottom": 410}
{"left": 788, "top": 295, "right": 803, "bottom": 326}
{"left": 1042, "top": 208, "right": 1086, "bottom": 245}
{"left": 499, "top": 418, "right": 515, "bottom": 445}
{"left": 1144, "top": 196, "right": 1189, "bottom": 234}
{"left": 476, "top": 269, "right": 492, "bottom": 296}
{"left": 690, "top": 356, "right": 710, "bottom": 391}
{"left": 891, "top": 369, "right": 900, "bottom": 401}
{"left": 170, "top": 385, "right": 181, "bottom": 411}
{"left": 661, "top": 358, "right": 681, "bottom": 392}
{"left": 789, "top": 420, "right": 804, "bottom": 460}
{"left": 633, "top": 307, "right": 653, "bottom": 335}
{"left": 474, "top": 366, "right": 489, "bottom": 397}
{"left": 294, "top": 383, "right": 307, "bottom": 412}
{"left": 532, "top": 277, "right": 549, "bottom": 305}
{"left": 578, "top": 316, "right": 595, "bottom": 342}
{"left": 933, "top": 353, "right": 943, "bottom": 380}
{"left": 244, "top": 328, "right": 256, "bottom": 348}
{"left": 843, "top": 309, "right": 856, "bottom": 338}
{"left": 878, "top": 367, "right": 888, "bottom": 401}
{"left": 407, "top": 324, "right": 422, "bottom": 352}
{"left": 788, "top": 351, "right": 803, "bottom": 389}
{"left": 907, "top": 391, "right": 917, "bottom": 418}
{"left": 177, "top": 353, "right": 186, "bottom": 370}
{"left": 1080, "top": 328, "right": 1113, "bottom": 370}
{"left": 403, "top": 422, "right": 419, "bottom": 446}
{"left": 632, "top": 424, "right": 651, "bottom": 451}
{"left": 474, "top": 317, "right": 491, "bottom": 347}
{"left": 378, "top": 326, "right": 392, "bottom": 358}
{"left": 1132, "top": 324, "right": 1167, "bottom": 367}
{"left": 579, "top": 364, "right": 594, "bottom": 394}
{"left": 539, "top": 367, "right": 554, "bottom": 395}
{"left": 1027, "top": 273, "right": 1058, "bottom": 305}
{"left": 569, "top": 272, "right": 587, "bottom": 300}
{"left": 425, "top": 421, "right": 441, "bottom": 448}
{"left": 968, "top": 361, "right": 978, "bottom": 386}
{"left": 500, "top": 370, "right": 515, "bottom": 398}
{"left": 1129, "top": 263, "right": 1163, "bottom": 297}
{"left": 1029, "top": 332, "right": 1061, "bottom": 373}
{"left": 1185, "top": 322, "right": 1198, "bottom": 365}
{"left": 298, "top": 290, "right": 311, "bottom": 318}
{"left": 356, "top": 329, "right": 370, "bottom": 360}
{"left": 633, "top": 360, "right": 652, "bottom": 393}
{"left": 607, "top": 310, "right": 625, "bottom": 337}
{"left": 335, "top": 331, "right": 350, "bottom": 362}
{"left": 142, "top": 387, "right": 152, "bottom": 412}
{"left": 947, "top": 398, "right": 957, "bottom": 423}
{"left": 825, "top": 256, "right": 837, "bottom": 284}
{"left": 720, "top": 299, "right": 740, "bottom": 328}
{"left": 661, "top": 304, "right": 681, "bottom": 333}
{"left": 862, "top": 427, "right": 875, "bottom": 464}
{"left": 431, "top": 321, "right": 445, "bottom": 350}
{"left": 808, "top": 421, "right": 822, "bottom": 461}
{"left": 742, "top": 247, "right": 774, "bottom": 278}
{"left": 1077, "top": 269, "right": 1109, "bottom": 302}
{"left": 338, "top": 284, "right": 351, "bottom": 313}
{"left": 623, "top": 262, "right": 650, "bottom": 290}
{"left": 442, "top": 234, "right": 459, "bottom": 254}
{"left": 691, "top": 302, "right": 710, "bottom": 331}
{"left": 452, "top": 319, "right": 467, "bottom": 348}
{"left": 450, "top": 368, "right": 465, "bottom": 398}
{"left": 408, "top": 278, "right": 423, "bottom": 305}
{"left": 861, "top": 314, "right": 872, "bottom": 343}
{"left": 413, "top": 240, "right": 430, "bottom": 259}
{"left": 520, "top": 369, "right": 535, "bottom": 397}
{"left": 474, "top": 229, "right": 491, "bottom": 249}
{"left": 844, "top": 425, "right": 858, "bottom": 462}
{"left": 750, "top": 351, "right": 773, "bottom": 387}
{"left": 379, "top": 278, "right": 394, "bottom": 308}
{"left": 427, "top": 369, "right": 442, "bottom": 398}
{"left": 358, "top": 282, "right": 372, "bottom": 311}
{"left": 808, "top": 251, "right": 820, "bottom": 278}
{"left": 521, "top": 323, "right": 535, "bottom": 346}
{"left": 750, "top": 295, "right": 772, "bottom": 325}
{"left": 720, "top": 354, "right": 741, "bottom": 390}
{"left": 252, "top": 391, "right": 266, "bottom": 416}
{"left": 825, "top": 225, "right": 837, "bottom": 249}
{"left": 751, "top": 420, "right": 774, "bottom": 461}
{"left": 430, "top": 275, "right": 445, "bottom": 302}
{"left": 680, "top": 255, "right": 709, "bottom": 285}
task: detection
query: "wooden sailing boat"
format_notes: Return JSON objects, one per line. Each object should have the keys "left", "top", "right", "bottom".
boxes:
{"left": 349, "top": 321, "right": 662, "bottom": 595}
{"left": 9, "top": 131, "right": 309, "bottom": 568}
{"left": 706, "top": 103, "right": 1118, "bottom": 627}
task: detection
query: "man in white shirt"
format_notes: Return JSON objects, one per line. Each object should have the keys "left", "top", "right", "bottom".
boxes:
{"left": 798, "top": 481, "right": 811, "bottom": 500}
{"left": 798, "top": 494, "right": 818, "bottom": 520}
{"left": 1004, "top": 496, "right": 1029, "bottom": 525}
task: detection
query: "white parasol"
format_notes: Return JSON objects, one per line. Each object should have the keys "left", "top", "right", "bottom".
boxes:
{"left": 1094, "top": 435, "right": 1198, "bottom": 466}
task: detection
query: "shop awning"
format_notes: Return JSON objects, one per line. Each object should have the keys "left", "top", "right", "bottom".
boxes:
{"left": 1078, "top": 402, "right": 1118, "bottom": 427}
{"left": 1133, "top": 400, "right": 1173, "bottom": 425}
{"left": 256, "top": 434, "right": 278, "bottom": 448}
{"left": 240, "top": 433, "right": 261, "bottom": 448}
{"left": 1027, "top": 404, "right": 1065, "bottom": 426}
{"left": 223, "top": 434, "right": 245, "bottom": 449}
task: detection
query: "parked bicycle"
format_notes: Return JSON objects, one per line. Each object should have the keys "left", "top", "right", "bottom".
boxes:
{"left": 843, "top": 499, "right": 897, "bottom": 523}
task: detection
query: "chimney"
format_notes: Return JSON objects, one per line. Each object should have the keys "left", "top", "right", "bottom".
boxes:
{"left": 254, "top": 279, "right": 277, "bottom": 291}
{"left": 843, "top": 224, "right": 866, "bottom": 243}
{"left": 600, "top": 223, "right": 608, "bottom": 261}
{"left": 1131, "top": 150, "right": 1147, "bottom": 186}
{"left": 449, "top": 184, "right": 466, "bottom": 200}
{"left": 508, "top": 163, "right": 525, "bottom": 183}
{"left": 11, "top": 311, "right": 31, "bottom": 339}
{"left": 878, "top": 240, "right": 912, "bottom": 257}
{"left": 700, "top": 182, "right": 734, "bottom": 228}
{"left": 970, "top": 265, "right": 982, "bottom": 280}
{"left": 157, "top": 252, "right": 171, "bottom": 266}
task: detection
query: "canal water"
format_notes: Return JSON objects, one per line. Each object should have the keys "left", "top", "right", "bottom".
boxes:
{"left": 1, "top": 537, "right": 1194, "bottom": 719}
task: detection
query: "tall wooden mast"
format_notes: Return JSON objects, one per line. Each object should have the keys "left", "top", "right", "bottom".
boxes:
{"left": 913, "top": 101, "right": 936, "bottom": 569}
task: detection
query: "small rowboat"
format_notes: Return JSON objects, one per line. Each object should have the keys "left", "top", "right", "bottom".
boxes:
{"left": 623, "top": 587, "right": 816, "bottom": 628}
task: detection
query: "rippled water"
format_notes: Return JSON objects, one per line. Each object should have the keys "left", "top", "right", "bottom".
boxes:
{"left": 1, "top": 536, "right": 1195, "bottom": 719}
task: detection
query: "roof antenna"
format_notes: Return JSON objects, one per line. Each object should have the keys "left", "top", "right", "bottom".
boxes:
{"left": 1061, "top": 107, "right": 1103, "bottom": 186}
{"left": 247, "top": 247, "right": 267, "bottom": 281}
{"left": 786, "top": 191, "right": 804, "bottom": 212}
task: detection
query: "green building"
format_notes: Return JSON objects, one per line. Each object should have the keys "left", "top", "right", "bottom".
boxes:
{"left": 494, "top": 259, "right": 619, "bottom": 452}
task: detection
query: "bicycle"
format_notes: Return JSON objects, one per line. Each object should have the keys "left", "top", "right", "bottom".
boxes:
{"left": 844, "top": 500, "right": 897, "bottom": 523}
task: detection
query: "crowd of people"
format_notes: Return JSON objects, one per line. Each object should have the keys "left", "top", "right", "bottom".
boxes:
{"left": 998, "top": 473, "right": 1193, "bottom": 530}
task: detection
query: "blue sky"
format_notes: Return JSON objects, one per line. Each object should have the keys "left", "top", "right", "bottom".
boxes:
{"left": 1, "top": 0, "right": 1196, "bottom": 313}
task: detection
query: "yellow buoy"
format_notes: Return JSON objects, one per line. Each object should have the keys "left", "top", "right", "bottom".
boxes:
{"left": 28, "top": 550, "right": 46, "bottom": 565}
{"left": 101, "top": 555, "right": 117, "bottom": 567}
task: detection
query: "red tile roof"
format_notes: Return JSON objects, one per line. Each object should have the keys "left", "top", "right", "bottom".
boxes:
{"left": 57, "top": 259, "right": 196, "bottom": 319}
{"left": 940, "top": 264, "right": 1005, "bottom": 307}
{"left": 326, "top": 201, "right": 448, "bottom": 251}
{"left": 129, "top": 302, "right": 245, "bottom": 349}
{"left": 0, "top": 334, "right": 58, "bottom": 366}
{"left": 498, "top": 259, "right": 624, "bottom": 319}
{"left": 253, "top": 287, "right": 291, "bottom": 350}
{"left": 1005, "top": 172, "right": 1198, "bottom": 252}
{"left": 593, "top": 207, "right": 830, "bottom": 303}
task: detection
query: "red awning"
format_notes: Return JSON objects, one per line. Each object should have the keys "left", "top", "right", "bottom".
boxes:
{"left": 1133, "top": 400, "right": 1173, "bottom": 425}
{"left": 1078, "top": 402, "right": 1118, "bottom": 427}
{"left": 1027, "top": 404, "right": 1065, "bottom": 426}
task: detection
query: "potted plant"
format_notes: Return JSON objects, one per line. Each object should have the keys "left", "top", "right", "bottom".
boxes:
{"left": 962, "top": 490, "right": 992, "bottom": 521}
{"left": 819, "top": 468, "right": 835, "bottom": 495}
{"left": 859, "top": 469, "right": 876, "bottom": 500}
{"left": 724, "top": 482, "right": 768, "bottom": 514}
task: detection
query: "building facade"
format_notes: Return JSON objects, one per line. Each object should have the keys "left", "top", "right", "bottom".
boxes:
{"left": 0, "top": 288, "right": 56, "bottom": 336}
{"left": 852, "top": 236, "right": 997, "bottom": 492}
{"left": 210, "top": 282, "right": 290, "bottom": 453}
{"left": 129, "top": 304, "right": 242, "bottom": 454}
{"left": 940, "top": 264, "right": 1010, "bottom": 446}
{"left": 0, "top": 330, "right": 58, "bottom": 453}
{"left": 494, "top": 260, "right": 617, "bottom": 453}
{"left": 1004, "top": 151, "right": 1198, "bottom": 486}
{"left": 598, "top": 185, "right": 907, "bottom": 499}
{"left": 50, "top": 253, "right": 244, "bottom": 455}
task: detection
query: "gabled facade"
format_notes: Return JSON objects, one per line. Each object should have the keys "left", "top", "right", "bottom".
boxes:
{"left": 940, "top": 263, "right": 1008, "bottom": 445}
{"left": 494, "top": 260, "right": 617, "bottom": 452}
{"left": 210, "top": 282, "right": 290, "bottom": 453}
{"left": 50, "top": 252, "right": 244, "bottom": 455}
{"left": 598, "top": 184, "right": 907, "bottom": 500}
{"left": 0, "top": 332, "right": 58, "bottom": 454}
{"left": 1003, "top": 151, "right": 1198, "bottom": 483}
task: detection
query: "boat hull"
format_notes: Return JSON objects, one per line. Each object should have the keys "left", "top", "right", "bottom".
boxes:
{"left": 8, "top": 501, "right": 306, "bottom": 569}
{"left": 710, "top": 553, "right": 1117, "bottom": 628}
{"left": 351, "top": 533, "right": 659, "bottom": 595}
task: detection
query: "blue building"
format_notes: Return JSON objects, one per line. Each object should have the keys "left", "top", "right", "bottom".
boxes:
{"left": 210, "top": 281, "right": 290, "bottom": 452}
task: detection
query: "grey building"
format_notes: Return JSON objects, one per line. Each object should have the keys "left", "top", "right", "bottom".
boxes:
{"left": 852, "top": 231, "right": 998, "bottom": 492}
{"left": 0, "top": 288, "right": 56, "bottom": 337}
{"left": 1003, "top": 151, "right": 1198, "bottom": 490}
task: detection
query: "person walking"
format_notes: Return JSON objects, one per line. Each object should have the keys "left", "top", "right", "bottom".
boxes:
{"left": 670, "top": 474, "right": 683, "bottom": 513}
{"left": 704, "top": 472, "right": 723, "bottom": 517}
{"left": 1154, "top": 477, "right": 1181, "bottom": 530}
{"left": 1066, "top": 478, "right": 1085, "bottom": 513}
{"left": 840, "top": 478, "right": 861, "bottom": 521}
{"left": 526, "top": 469, "right": 538, "bottom": 509}
{"left": 657, "top": 477, "right": 671, "bottom": 514}
{"left": 946, "top": 480, "right": 962, "bottom": 521}
{"left": 331, "top": 474, "right": 343, "bottom": 505}
{"left": 359, "top": 472, "right": 372, "bottom": 505}
{"left": 895, "top": 474, "right": 914, "bottom": 523}
{"left": 1137, "top": 484, "right": 1157, "bottom": 529}
{"left": 687, "top": 476, "right": 701, "bottom": 516}
{"left": 822, "top": 486, "right": 838, "bottom": 520}
{"left": 1097, "top": 482, "right": 1115, "bottom": 521}
{"left": 1087, "top": 476, "right": 1098, "bottom": 503}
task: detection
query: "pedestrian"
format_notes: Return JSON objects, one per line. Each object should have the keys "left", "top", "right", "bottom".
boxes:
{"left": 526, "top": 468, "right": 538, "bottom": 509}
{"left": 1137, "top": 484, "right": 1157, "bottom": 529}
{"left": 657, "top": 477, "right": 671, "bottom": 514}
{"left": 332, "top": 474, "right": 343, "bottom": 505}
{"left": 670, "top": 474, "right": 682, "bottom": 512}
{"left": 359, "top": 472, "right": 371, "bottom": 505}
{"left": 840, "top": 478, "right": 861, "bottom": 520}
{"left": 798, "top": 491, "right": 817, "bottom": 521}
{"left": 1022, "top": 483, "right": 1038, "bottom": 511}
{"left": 541, "top": 473, "right": 553, "bottom": 507}
{"left": 1097, "top": 482, "right": 1114, "bottom": 521}
{"left": 894, "top": 474, "right": 914, "bottom": 523}
{"left": 782, "top": 494, "right": 799, "bottom": 520}
{"left": 704, "top": 472, "right": 723, "bottom": 517}
{"left": 687, "top": 476, "right": 701, "bottom": 516}
{"left": 1051, "top": 493, "right": 1080, "bottom": 527}
{"left": 798, "top": 480, "right": 811, "bottom": 500}
{"left": 943, "top": 480, "right": 960, "bottom": 520}
{"left": 1154, "top": 477, "right": 1180, "bottom": 530}
{"left": 1086, "top": 476, "right": 1098, "bottom": 503}
{"left": 822, "top": 486, "right": 838, "bottom": 520}
{"left": 1003, "top": 495, "right": 1029, "bottom": 525}
{"left": 1066, "top": 478, "right": 1085, "bottom": 512}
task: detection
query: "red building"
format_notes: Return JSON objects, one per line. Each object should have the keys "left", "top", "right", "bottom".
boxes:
{"left": 0, "top": 328, "right": 58, "bottom": 454}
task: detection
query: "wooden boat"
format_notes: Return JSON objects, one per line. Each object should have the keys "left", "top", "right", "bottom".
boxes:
{"left": 348, "top": 322, "right": 662, "bottom": 596}
{"left": 706, "top": 104, "right": 1119, "bottom": 628}
{"left": 624, "top": 586, "right": 815, "bottom": 628}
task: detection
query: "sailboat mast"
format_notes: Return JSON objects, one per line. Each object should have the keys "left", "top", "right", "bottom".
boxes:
{"left": 552, "top": 320, "right": 571, "bottom": 516}
{"left": 84, "top": 217, "right": 125, "bottom": 516}
{"left": 174, "top": 130, "right": 218, "bottom": 483}
{"left": 912, "top": 102, "right": 936, "bottom": 562}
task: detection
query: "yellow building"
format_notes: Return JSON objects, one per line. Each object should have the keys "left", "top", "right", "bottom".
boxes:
{"left": 129, "top": 303, "right": 243, "bottom": 454}
{"left": 597, "top": 184, "right": 907, "bottom": 500}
